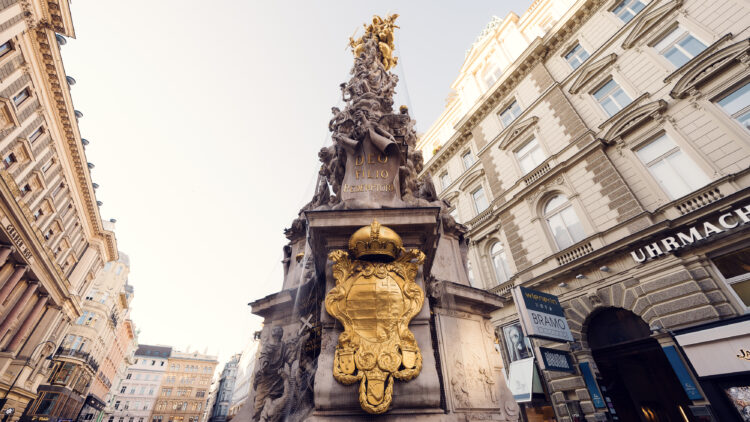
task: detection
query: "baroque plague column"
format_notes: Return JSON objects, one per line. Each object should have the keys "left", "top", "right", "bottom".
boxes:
{"left": 0, "top": 0, "right": 118, "bottom": 420}
{"left": 239, "top": 15, "right": 519, "bottom": 422}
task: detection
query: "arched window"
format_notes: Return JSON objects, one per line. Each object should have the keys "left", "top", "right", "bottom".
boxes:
{"left": 490, "top": 242, "right": 511, "bottom": 284}
{"left": 544, "top": 195, "right": 585, "bottom": 250}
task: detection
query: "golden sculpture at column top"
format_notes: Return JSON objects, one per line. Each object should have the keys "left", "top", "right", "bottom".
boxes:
{"left": 325, "top": 219, "right": 425, "bottom": 414}
{"left": 349, "top": 14, "right": 400, "bottom": 70}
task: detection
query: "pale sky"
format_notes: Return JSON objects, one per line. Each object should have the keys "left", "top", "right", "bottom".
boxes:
{"left": 62, "top": 1, "right": 531, "bottom": 365}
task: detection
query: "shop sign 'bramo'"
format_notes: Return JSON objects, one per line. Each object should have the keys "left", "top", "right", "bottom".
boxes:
{"left": 511, "top": 286, "right": 574, "bottom": 342}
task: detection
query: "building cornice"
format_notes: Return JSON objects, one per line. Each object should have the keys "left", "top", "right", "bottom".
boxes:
{"left": 29, "top": 25, "right": 117, "bottom": 261}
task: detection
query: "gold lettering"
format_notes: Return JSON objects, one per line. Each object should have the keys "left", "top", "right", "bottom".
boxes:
{"left": 378, "top": 154, "right": 387, "bottom": 163}
{"left": 355, "top": 170, "right": 362, "bottom": 180}
{"left": 381, "top": 170, "right": 388, "bottom": 178}
{"left": 367, "top": 153, "right": 375, "bottom": 164}
{"left": 355, "top": 155, "right": 364, "bottom": 166}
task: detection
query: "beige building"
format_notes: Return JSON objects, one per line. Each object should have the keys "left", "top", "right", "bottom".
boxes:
{"left": 150, "top": 351, "right": 217, "bottom": 422}
{"left": 22, "top": 252, "right": 135, "bottom": 422}
{"left": 419, "top": 0, "right": 750, "bottom": 420}
{"left": 0, "top": 0, "right": 117, "bottom": 420}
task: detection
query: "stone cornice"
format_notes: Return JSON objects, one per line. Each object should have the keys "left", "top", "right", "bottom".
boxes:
{"left": 621, "top": 0, "right": 683, "bottom": 49}
{"left": 569, "top": 53, "right": 618, "bottom": 94}
{"left": 498, "top": 116, "right": 538, "bottom": 150}
{"left": 599, "top": 99, "right": 667, "bottom": 144}
{"left": 422, "top": 0, "right": 608, "bottom": 176}
{"left": 670, "top": 38, "right": 750, "bottom": 99}
{"left": 453, "top": 0, "right": 608, "bottom": 135}
{"left": 30, "top": 28, "right": 116, "bottom": 261}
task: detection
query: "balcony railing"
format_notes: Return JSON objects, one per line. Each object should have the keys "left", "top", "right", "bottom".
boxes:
{"left": 523, "top": 161, "right": 551, "bottom": 186}
{"left": 56, "top": 346, "right": 100, "bottom": 372}
{"left": 675, "top": 186, "right": 724, "bottom": 215}
{"left": 555, "top": 241, "right": 594, "bottom": 266}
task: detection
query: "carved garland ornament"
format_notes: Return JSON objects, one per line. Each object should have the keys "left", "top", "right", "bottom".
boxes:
{"left": 325, "top": 220, "right": 425, "bottom": 414}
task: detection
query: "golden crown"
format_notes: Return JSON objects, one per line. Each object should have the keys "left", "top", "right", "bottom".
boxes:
{"left": 348, "top": 219, "right": 403, "bottom": 260}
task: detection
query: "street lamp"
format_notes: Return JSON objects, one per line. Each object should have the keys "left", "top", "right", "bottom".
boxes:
{"left": 0, "top": 340, "right": 59, "bottom": 417}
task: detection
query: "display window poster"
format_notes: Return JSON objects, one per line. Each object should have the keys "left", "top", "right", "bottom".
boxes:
{"left": 724, "top": 385, "right": 750, "bottom": 421}
{"left": 502, "top": 322, "right": 534, "bottom": 362}
{"left": 506, "top": 357, "right": 535, "bottom": 402}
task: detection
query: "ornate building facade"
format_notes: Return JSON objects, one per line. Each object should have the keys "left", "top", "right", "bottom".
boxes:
{"left": 418, "top": 0, "right": 750, "bottom": 420}
{"left": 149, "top": 351, "right": 217, "bottom": 422}
{"left": 207, "top": 355, "right": 237, "bottom": 422}
{"left": 103, "top": 345, "right": 171, "bottom": 422}
{"left": 225, "top": 340, "right": 255, "bottom": 421}
{"left": 0, "top": 1, "right": 118, "bottom": 421}
{"left": 22, "top": 253, "right": 134, "bottom": 422}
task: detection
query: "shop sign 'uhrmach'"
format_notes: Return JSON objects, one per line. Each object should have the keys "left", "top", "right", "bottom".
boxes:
{"left": 631, "top": 204, "right": 750, "bottom": 263}
{"left": 512, "top": 286, "right": 574, "bottom": 342}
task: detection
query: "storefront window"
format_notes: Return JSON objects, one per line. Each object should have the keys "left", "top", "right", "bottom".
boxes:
{"left": 35, "top": 392, "right": 59, "bottom": 415}
{"left": 712, "top": 247, "right": 750, "bottom": 307}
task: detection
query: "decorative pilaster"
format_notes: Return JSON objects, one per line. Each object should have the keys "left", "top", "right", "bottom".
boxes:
{"left": 0, "top": 281, "right": 39, "bottom": 340}
{"left": 6, "top": 295, "right": 49, "bottom": 353}
{"left": 0, "top": 265, "right": 29, "bottom": 305}
{"left": 0, "top": 246, "right": 14, "bottom": 267}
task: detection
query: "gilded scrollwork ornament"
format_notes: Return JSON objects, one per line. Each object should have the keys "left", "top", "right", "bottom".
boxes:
{"left": 324, "top": 220, "right": 425, "bottom": 414}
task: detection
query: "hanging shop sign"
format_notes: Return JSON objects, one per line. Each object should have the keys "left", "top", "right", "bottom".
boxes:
{"left": 538, "top": 347, "right": 575, "bottom": 373}
{"left": 512, "top": 286, "right": 574, "bottom": 342}
{"left": 579, "top": 362, "right": 606, "bottom": 409}
{"left": 662, "top": 345, "right": 703, "bottom": 400}
{"left": 630, "top": 204, "right": 750, "bottom": 263}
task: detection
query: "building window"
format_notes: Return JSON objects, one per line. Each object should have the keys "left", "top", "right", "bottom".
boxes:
{"left": 0, "top": 41, "right": 12, "bottom": 59}
{"left": 714, "top": 247, "right": 750, "bottom": 307}
{"left": 120, "top": 385, "right": 126, "bottom": 394}
{"left": 516, "top": 138, "right": 546, "bottom": 174}
{"left": 544, "top": 195, "right": 586, "bottom": 250}
{"left": 439, "top": 171, "right": 451, "bottom": 189}
{"left": 449, "top": 207, "right": 459, "bottom": 223}
{"left": 13, "top": 88, "right": 30, "bottom": 107}
{"left": 471, "top": 186, "right": 489, "bottom": 214}
{"left": 41, "top": 158, "right": 54, "bottom": 173}
{"left": 498, "top": 100, "right": 522, "bottom": 128}
{"left": 461, "top": 150, "right": 474, "bottom": 170}
{"left": 565, "top": 43, "right": 590, "bottom": 69}
{"left": 33, "top": 208, "right": 43, "bottom": 220}
{"left": 29, "top": 126, "right": 43, "bottom": 143}
{"left": 653, "top": 26, "right": 707, "bottom": 68}
{"left": 126, "top": 373, "right": 132, "bottom": 380}
{"left": 483, "top": 65, "right": 503, "bottom": 88}
{"left": 635, "top": 134, "right": 710, "bottom": 199}
{"left": 593, "top": 79, "right": 632, "bottom": 117}
{"left": 717, "top": 81, "right": 750, "bottom": 131}
{"left": 3, "top": 152, "right": 17, "bottom": 169}
{"left": 490, "top": 241, "right": 512, "bottom": 285}
{"left": 613, "top": 0, "right": 647, "bottom": 23}
{"left": 114, "top": 401, "right": 121, "bottom": 410}
{"left": 20, "top": 183, "right": 30, "bottom": 195}
{"left": 35, "top": 392, "right": 60, "bottom": 415}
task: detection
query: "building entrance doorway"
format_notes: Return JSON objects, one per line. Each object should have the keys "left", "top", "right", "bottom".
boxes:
{"left": 587, "top": 308, "right": 695, "bottom": 422}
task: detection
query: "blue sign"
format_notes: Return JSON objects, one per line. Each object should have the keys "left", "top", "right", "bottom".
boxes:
{"left": 579, "top": 362, "right": 606, "bottom": 408}
{"left": 519, "top": 286, "right": 565, "bottom": 316}
{"left": 662, "top": 345, "right": 702, "bottom": 400}
{"left": 539, "top": 347, "right": 575, "bottom": 373}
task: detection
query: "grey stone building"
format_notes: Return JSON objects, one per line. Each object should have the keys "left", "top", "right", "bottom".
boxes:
{"left": 418, "top": 0, "right": 750, "bottom": 420}
{"left": 208, "top": 355, "right": 239, "bottom": 422}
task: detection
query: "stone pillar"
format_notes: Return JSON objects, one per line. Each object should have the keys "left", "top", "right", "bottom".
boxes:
{"left": 5, "top": 295, "right": 49, "bottom": 353}
{"left": 0, "top": 246, "right": 13, "bottom": 267}
{"left": 0, "top": 281, "right": 38, "bottom": 340}
{"left": 0, "top": 265, "right": 28, "bottom": 305}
